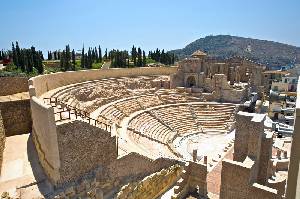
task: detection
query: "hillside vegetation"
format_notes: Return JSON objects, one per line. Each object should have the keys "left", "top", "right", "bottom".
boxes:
{"left": 169, "top": 35, "right": 300, "bottom": 66}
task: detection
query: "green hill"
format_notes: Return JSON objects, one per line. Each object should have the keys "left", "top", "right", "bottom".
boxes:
{"left": 169, "top": 35, "right": 300, "bottom": 66}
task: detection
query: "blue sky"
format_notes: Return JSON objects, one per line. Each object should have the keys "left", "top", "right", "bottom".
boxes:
{"left": 1, "top": 0, "right": 299, "bottom": 54}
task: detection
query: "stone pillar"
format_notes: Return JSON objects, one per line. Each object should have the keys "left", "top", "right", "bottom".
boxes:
{"left": 204, "top": 156, "right": 207, "bottom": 165}
{"left": 283, "top": 151, "right": 288, "bottom": 159}
{"left": 272, "top": 163, "right": 277, "bottom": 177}
{"left": 277, "top": 150, "right": 281, "bottom": 160}
{"left": 95, "top": 188, "right": 103, "bottom": 199}
{"left": 193, "top": 149, "right": 197, "bottom": 162}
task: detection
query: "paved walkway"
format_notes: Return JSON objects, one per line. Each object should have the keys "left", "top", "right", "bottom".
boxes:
{"left": 0, "top": 134, "right": 53, "bottom": 198}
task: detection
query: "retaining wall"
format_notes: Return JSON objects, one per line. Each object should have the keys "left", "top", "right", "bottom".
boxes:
{"left": 117, "top": 164, "right": 182, "bottom": 199}
{"left": 0, "top": 99, "right": 32, "bottom": 136}
{"left": 220, "top": 159, "right": 280, "bottom": 199}
{"left": 0, "top": 77, "right": 28, "bottom": 96}
{"left": 107, "top": 152, "right": 179, "bottom": 181}
{"left": 56, "top": 120, "right": 117, "bottom": 184}
{"left": 30, "top": 96, "right": 60, "bottom": 183}
{"left": 29, "top": 67, "right": 177, "bottom": 97}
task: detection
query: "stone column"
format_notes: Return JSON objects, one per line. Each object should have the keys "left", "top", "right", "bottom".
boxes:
{"left": 204, "top": 156, "right": 207, "bottom": 165}
{"left": 193, "top": 149, "right": 197, "bottom": 162}
{"left": 95, "top": 188, "right": 103, "bottom": 199}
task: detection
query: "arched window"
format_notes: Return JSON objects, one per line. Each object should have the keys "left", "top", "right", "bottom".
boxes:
{"left": 186, "top": 76, "right": 196, "bottom": 87}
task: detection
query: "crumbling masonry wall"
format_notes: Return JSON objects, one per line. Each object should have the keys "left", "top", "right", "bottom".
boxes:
{"left": 106, "top": 153, "right": 179, "bottom": 184}
{"left": 117, "top": 164, "right": 182, "bottom": 199}
{"left": 0, "top": 77, "right": 29, "bottom": 96}
{"left": 220, "top": 112, "right": 282, "bottom": 199}
{"left": 0, "top": 77, "right": 31, "bottom": 136}
{"left": 220, "top": 159, "right": 279, "bottom": 199}
{"left": 0, "top": 99, "right": 32, "bottom": 136}
{"left": 56, "top": 120, "right": 117, "bottom": 184}
{"left": 51, "top": 156, "right": 180, "bottom": 198}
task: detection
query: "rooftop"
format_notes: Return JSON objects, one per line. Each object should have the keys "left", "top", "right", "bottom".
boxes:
{"left": 191, "top": 50, "right": 207, "bottom": 58}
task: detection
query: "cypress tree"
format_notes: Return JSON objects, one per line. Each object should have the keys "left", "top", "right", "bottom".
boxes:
{"left": 137, "top": 47, "right": 142, "bottom": 67}
{"left": 15, "top": 42, "right": 21, "bottom": 67}
{"left": 142, "top": 50, "right": 146, "bottom": 67}
{"left": 54, "top": 51, "right": 57, "bottom": 60}
{"left": 104, "top": 48, "right": 108, "bottom": 60}
{"left": 12, "top": 42, "right": 18, "bottom": 67}
{"left": 98, "top": 45, "right": 102, "bottom": 63}
{"left": 65, "top": 45, "right": 71, "bottom": 71}
{"left": 26, "top": 49, "right": 33, "bottom": 73}
{"left": 131, "top": 45, "right": 137, "bottom": 66}
{"left": 72, "top": 49, "right": 76, "bottom": 70}
{"left": 60, "top": 50, "right": 65, "bottom": 71}
{"left": 81, "top": 46, "right": 85, "bottom": 68}
{"left": 36, "top": 51, "right": 44, "bottom": 74}
{"left": 94, "top": 47, "right": 98, "bottom": 63}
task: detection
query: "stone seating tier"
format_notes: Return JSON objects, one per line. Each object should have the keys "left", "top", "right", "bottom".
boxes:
{"left": 127, "top": 103, "right": 236, "bottom": 148}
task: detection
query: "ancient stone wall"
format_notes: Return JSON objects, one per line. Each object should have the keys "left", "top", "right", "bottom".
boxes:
{"left": 0, "top": 77, "right": 28, "bottom": 96}
{"left": 220, "top": 159, "right": 280, "bottom": 199}
{"left": 107, "top": 152, "right": 179, "bottom": 181}
{"left": 172, "top": 161, "right": 208, "bottom": 199}
{"left": 0, "top": 99, "right": 32, "bottom": 136}
{"left": 285, "top": 78, "right": 300, "bottom": 199}
{"left": 30, "top": 96, "right": 61, "bottom": 184}
{"left": 221, "top": 112, "right": 283, "bottom": 199}
{"left": 257, "top": 131, "right": 273, "bottom": 185}
{"left": 117, "top": 164, "right": 182, "bottom": 199}
{"left": 56, "top": 120, "right": 117, "bottom": 184}
{"left": 0, "top": 110, "right": 5, "bottom": 175}
{"left": 49, "top": 153, "right": 180, "bottom": 198}
{"left": 234, "top": 112, "right": 251, "bottom": 161}
{"left": 29, "top": 67, "right": 177, "bottom": 97}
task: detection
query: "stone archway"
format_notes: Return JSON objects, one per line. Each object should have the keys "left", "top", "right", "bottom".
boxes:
{"left": 186, "top": 76, "right": 196, "bottom": 87}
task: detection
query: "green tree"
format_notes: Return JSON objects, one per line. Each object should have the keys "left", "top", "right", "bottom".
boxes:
{"left": 72, "top": 49, "right": 76, "bottom": 70}
{"left": 104, "top": 48, "right": 108, "bottom": 60}
{"left": 15, "top": 42, "right": 21, "bottom": 67}
{"left": 131, "top": 45, "right": 137, "bottom": 66}
{"left": 142, "top": 50, "right": 146, "bottom": 67}
{"left": 98, "top": 45, "right": 102, "bottom": 63}
{"left": 81, "top": 46, "right": 85, "bottom": 68}
{"left": 11, "top": 42, "right": 18, "bottom": 67}
{"left": 65, "top": 45, "right": 71, "bottom": 71}
{"left": 137, "top": 47, "right": 142, "bottom": 67}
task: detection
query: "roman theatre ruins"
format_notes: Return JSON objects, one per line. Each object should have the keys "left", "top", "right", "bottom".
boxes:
{"left": 1, "top": 51, "right": 295, "bottom": 198}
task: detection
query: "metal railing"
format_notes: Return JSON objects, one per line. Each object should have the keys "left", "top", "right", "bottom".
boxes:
{"left": 43, "top": 97, "right": 112, "bottom": 132}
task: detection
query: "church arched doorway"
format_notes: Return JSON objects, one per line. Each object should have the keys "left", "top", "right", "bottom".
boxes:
{"left": 186, "top": 76, "right": 196, "bottom": 87}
